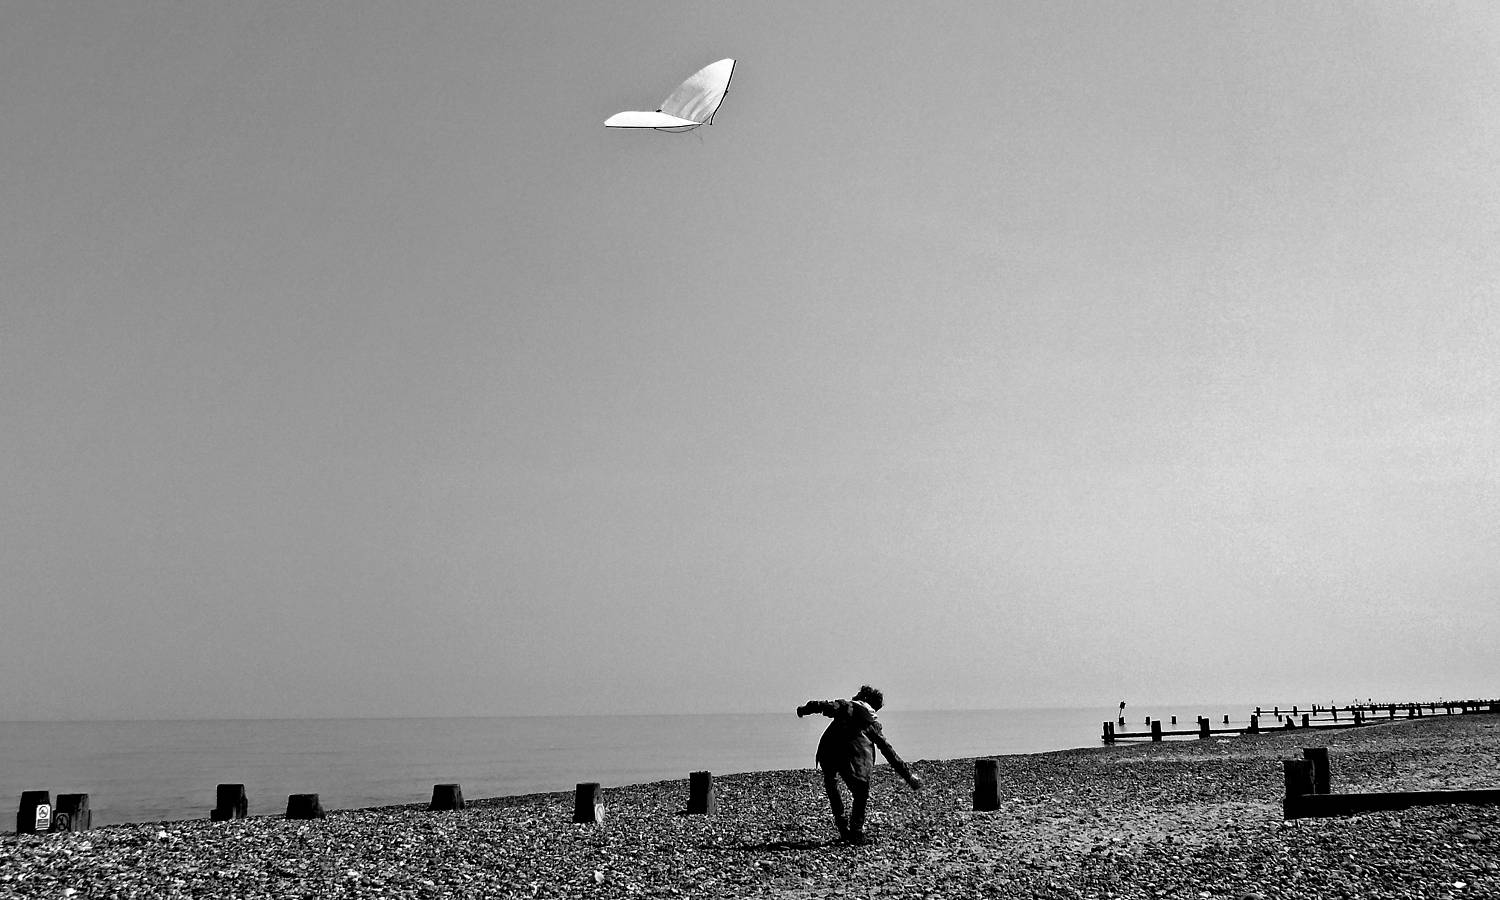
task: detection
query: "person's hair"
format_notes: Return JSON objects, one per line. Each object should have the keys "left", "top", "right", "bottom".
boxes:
{"left": 854, "top": 685, "right": 884, "bottom": 711}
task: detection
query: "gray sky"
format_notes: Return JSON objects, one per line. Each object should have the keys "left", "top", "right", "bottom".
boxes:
{"left": 3, "top": 2, "right": 1497, "bottom": 720}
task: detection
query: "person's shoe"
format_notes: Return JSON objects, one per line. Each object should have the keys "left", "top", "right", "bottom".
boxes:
{"left": 833, "top": 815, "right": 850, "bottom": 839}
{"left": 844, "top": 831, "right": 869, "bottom": 846}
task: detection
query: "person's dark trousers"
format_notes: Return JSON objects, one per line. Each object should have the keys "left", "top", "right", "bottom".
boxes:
{"left": 822, "top": 768, "right": 870, "bottom": 838}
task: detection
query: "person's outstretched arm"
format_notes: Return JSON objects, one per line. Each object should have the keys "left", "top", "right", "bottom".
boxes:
{"left": 867, "top": 720, "right": 922, "bottom": 789}
{"left": 796, "top": 699, "right": 845, "bottom": 718}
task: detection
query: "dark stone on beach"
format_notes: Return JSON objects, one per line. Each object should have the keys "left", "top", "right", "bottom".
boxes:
{"left": 286, "top": 793, "right": 325, "bottom": 820}
{"left": 430, "top": 783, "right": 465, "bottom": 811}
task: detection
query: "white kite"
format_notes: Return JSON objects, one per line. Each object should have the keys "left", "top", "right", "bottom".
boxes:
{"left": 605, "top": 59, "right": 736, "bottom": 132}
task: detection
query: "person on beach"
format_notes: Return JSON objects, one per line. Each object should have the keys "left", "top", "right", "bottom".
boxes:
{"left": 797, "top": 685, "right": 922, "bottom": 844}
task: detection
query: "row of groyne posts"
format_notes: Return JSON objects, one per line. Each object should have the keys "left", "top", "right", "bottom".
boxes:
{"left": 13, "top": 772, "right": 722, "bottom": 836}
{"left": 1101, "top": 699, "right": 1500, "bottom": 744}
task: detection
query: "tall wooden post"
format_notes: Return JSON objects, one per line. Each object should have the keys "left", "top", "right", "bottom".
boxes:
{"left": 574, "top": 783, "right": 604, "bottom": 824}
{"left": 973, "top": 759, "right": 1000, "bottom": 811}
{"left": 1150, "top": 720, "right": 1163, "bottom": 742}
{"left": 1247, "top": 715, "right": 1259, "bottom": 734}
{"left": 1282, "top": 759, "right": 1312, "bottom": 819}
{"left": 687, "top": 771, "right": 715, "bottom": 815}
{"left": 1302, "top": 747, "right": 1331, "bottom": 795}
{"left": 1198, "top": 717, "right": 1211, "bottom": 739}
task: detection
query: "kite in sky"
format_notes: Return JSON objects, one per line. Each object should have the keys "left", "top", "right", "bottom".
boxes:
{"left": 605, "top": 59, "right": 736, "bottom": 132}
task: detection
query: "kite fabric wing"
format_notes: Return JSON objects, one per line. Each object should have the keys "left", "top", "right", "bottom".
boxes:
{"left": 605, "top": 59, "right": 736, "bottom": 131}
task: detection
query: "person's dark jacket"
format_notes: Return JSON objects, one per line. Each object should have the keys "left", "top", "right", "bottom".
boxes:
{"left": 797, "top": 698, "right": 918, "bottom": 785}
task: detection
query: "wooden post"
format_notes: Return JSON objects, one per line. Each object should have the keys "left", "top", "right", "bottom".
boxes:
{"left": 430, "top": 784, "right": 465, "bottom": 811}
{"left": 52, "top": 794, "right": 91, "bottom": 832}
{"left": 286, "top": 794, "right": 325, "bottom": 820}
{"left": 973, "top": 759, "right": 1000, "bottom": 811}
{"left": 1198, "top": 717, "right": 1210, "bottom": 739}
{"left": 211, "top": 784, "right": 247, "bottom": 821}
{"left": 1248, "top": 715, "right": 1259, "bottom": 734}
{"left": 16, "top": 791, "right": 51, "bottom": 835}
{"left": 1302, "top": 747, "right": 1331, "bottom": 795}
{"left": 687, "top": 771, "right": 715, "bottom": 815}
{"left": 1301, "top": 714, "right": 1310, "bottom": 728}
{"left": 574, "top": 783, "right": 604, "bottom": 824}
{"left": 1102, "top": 722, "right": 1115, "bottom": 745}
{"left": 1223, "top": 715, "right": 1229, "bottom": 724}
{"left": 1170, "top": 715, "right": 1177, "bottom": 725}
{"left": 1282, "top": 759, "right": 1312, "bottom": 819}
{"left": 1150, "top": 720, "right": 1163, "bottom": 742}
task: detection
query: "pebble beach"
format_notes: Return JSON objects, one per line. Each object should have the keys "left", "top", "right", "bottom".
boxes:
{"left": 4, "top": 714, "right": 1497, "bottom": 899}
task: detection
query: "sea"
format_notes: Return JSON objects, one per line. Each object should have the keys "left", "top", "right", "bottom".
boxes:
{"left": 0, "top": 706, "right": 1251, "bottom": 829}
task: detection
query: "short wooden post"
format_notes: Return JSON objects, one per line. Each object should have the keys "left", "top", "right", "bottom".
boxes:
{"left": 1198, "top": 717, "right": 1211, "bottom": 739}
{"left": 1102, "top": 721, "right": 1115, "bottom": 744}
{"left": 16, "top": 791, "right": 51, "bottom": 834}
{"left": 52, "top": 794, "right": 91, "bottom": 832}
{"left": 1223, "top": 715, "right": 1229, "bottom": 724}
{"left": 211, "top": 784, "right": 247, "bottom": 821}
{"left": 1282, "top": 759, "right": 1312, "bottom": 819}
{"left": 1301, "top": 714, "right": 1310, "bottom": 728}
{"left": 1247, "top": 715, "right": 1259, "bottom": 734}
{"left": 286, "top": 793, "right": 325, "bottom": 820}
{"left": 1170, "top": 715, "right": 1177, "bottom": 725}
{"left": 573, "top": 783, "right": 604, "bottom": 824}
{"left": 430, "top": 784, "right": 465, "bottom": 811}
{"left": 1302, "top": 747, "right": 1330, "bottom": 795}
{"left": 973, "top": 759, "right": 1000, "bottom": 811}
{"left": 1150, "top": 720, "right": 1163, "bottom": 742}
{"left": 687, "top": 771, "right": 715, "bottom": 815}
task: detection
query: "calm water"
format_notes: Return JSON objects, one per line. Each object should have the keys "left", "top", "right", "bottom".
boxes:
{"left": 0, "top": 706, "right": 1244, "bottom": 828}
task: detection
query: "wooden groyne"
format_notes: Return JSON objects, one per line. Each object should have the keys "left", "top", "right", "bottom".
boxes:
{"left": 1283, "top": 744, "right": 1500, "bottom": 819}
{"left": 1102, "top": 698, "right": 1500, "bottom": 745}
